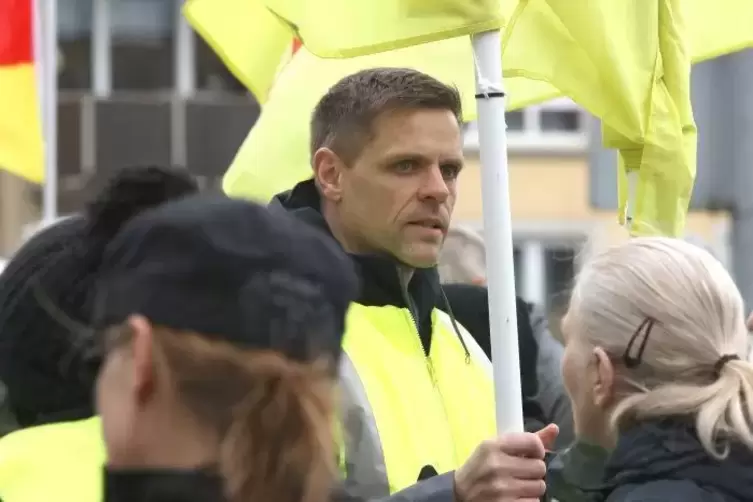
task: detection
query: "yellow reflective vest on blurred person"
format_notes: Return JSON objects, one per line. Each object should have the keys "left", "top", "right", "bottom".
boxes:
{"left": 0, "top": 417, "right": 104, "bottom": 502}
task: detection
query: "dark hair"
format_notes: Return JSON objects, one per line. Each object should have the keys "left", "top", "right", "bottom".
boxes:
{"left": 310, "top": 68, "right": 462, "bottom": 163}
{"left": 86, "top": 165, "right": 198, "bottom": 239}
{"left": 0, "top": 165, "right": 198, "bottom": 427}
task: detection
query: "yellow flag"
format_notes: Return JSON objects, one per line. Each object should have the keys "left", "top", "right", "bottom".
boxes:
{"left": 688, "top": 0, "right": 753, "bottom": 62}
{"left": 183, "top": 0, "right": 293, "bottom": 102}
{"left": 185, "top": 0, "right": 752, "bottom": 108}
{"left": 202, "top": 0, "right": 752, "bottom": 236}
{"left": 500, "top": 0, "right": 696, "bottom": 236}
{"left": 264, "top": 0, "right": 503, "bottom": 58}
{"left": 184, "top": 0, "right": 555, "bottom": 109}
{"left": 220, "top": 37, "right": 561, "bottom": 201}
{"left": 616, "top": 0, "right": 697, "bottom": 237}
{"left": 504, "top": 0, "right": 752, "bottom": 236}
{"left": 222, "top": 40, "right": 479, "bottom": 202}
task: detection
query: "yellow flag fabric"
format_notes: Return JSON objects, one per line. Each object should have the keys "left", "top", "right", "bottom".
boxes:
{"left": 688, "top": 0, "right": 753, "bottom": 62}
{"left": 222, "top": 39, "right": 564, "bottom": 202}
{"left": 183, "top": 0, "right": 293, "bottom": 102}
{"left": 618, "top": 0, "right": 697, "bottom": 237}
{"left": 184, "top": 0, "right": 556, "bottom": 109}
{"left": 185, "top": 0, "right": 753, "bottom": 110}
{"left": 501, "top": 0, "right": 696, "bottom": 236}
{"left": 192, "top": 0, "right": 753, "bottom": 236}
{"left": 501, "top": 0, "right": 752, "bottom": 235}
{"left": 263, "top": 0, "right": 503, "bottom": 58}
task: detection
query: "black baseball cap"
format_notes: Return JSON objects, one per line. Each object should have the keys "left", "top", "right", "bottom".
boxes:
{"left": 94, "top": 194, "right": 359, "bottom": 363}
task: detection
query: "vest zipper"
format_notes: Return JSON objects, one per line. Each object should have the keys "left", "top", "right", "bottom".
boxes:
{"left": 399, "top": 271, "right": 461, "bottom": 465}
{"left": 405, "top": 297, "right": 437, "bottom": 384}
{"left": 399, "top": 273, "right": 436, "bottom": 384}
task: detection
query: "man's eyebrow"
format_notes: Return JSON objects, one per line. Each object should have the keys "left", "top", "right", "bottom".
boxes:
{"left": 441, "top": 157, "right": 464, "bottom": 166}
{"left": 380, "top": 152, "right": 464, "bottom": 167}
{"left": 381, "top": 152, "right": 429, "bottom": 164}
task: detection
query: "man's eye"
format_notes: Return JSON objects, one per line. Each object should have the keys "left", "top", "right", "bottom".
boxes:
{"left": 394, "top": 160, "right": 416, "bottom": 172}
{"left": 441, "top": 164, "right": 461, "bottom": 179}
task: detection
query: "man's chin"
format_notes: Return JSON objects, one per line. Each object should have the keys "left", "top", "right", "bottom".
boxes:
{"left": 398, "top": 251, "right": 440, "bottom": 269}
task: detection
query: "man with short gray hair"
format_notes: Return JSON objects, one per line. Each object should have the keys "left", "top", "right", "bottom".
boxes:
{"left": 272, "top": 67, "right": 558, "bottom": 502}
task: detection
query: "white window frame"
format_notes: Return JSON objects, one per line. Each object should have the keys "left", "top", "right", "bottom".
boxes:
{"left": 90, "top": 0, "right": 196, "bottom": 97}
{"left": 463, "top": 98, "right": 589, "bottom": 154}
{"left": 456, "top": 219, "right": 590, "bottom": 308}
{"left": 453, "top": 217, "right": 733, "bottom": 285}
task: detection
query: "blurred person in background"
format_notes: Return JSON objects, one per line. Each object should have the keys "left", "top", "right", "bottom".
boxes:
{"left": 272, "top": 67, "right": 557, "bottom": 502}
{"left": 0, "top": 166, "right": 198, "bottom": 502}
{"left": 438, "top": 224, "right": 575, "bottom": 446}
{"left": 547, "top": 237, "right": 753, "bottom": 501}
{"left": 94, "top": 194, "right": 359, "bottom": 502}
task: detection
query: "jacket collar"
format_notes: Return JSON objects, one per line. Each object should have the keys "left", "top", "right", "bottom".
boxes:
{"left": 269, "top": 180, "right": 443, "bottom": 353}
{"left": 104, "top": 467, "right": 224, "bottom": 502}
{"left": 600, "top": 419, "right": 753, "bottom": 500}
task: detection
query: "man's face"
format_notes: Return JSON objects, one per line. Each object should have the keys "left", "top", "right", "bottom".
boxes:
{"left": 333, "top": 108, "right": 463, "bottom": 268}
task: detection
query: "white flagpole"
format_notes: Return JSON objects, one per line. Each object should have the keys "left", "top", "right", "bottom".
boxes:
{"left": 35, "top": 0, "right": 58, "bottom": 223}
{"left": 471, "top": 30, "right": 524, "bottom": 433}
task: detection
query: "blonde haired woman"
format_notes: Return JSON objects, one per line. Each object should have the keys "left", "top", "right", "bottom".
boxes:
{"left": 556, "top": 236, "right": 753, "bottom": 501}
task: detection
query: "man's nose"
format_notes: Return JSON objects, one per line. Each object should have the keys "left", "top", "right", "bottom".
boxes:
{"left": 418, "top": 165, "right": 450, "bottom": 203}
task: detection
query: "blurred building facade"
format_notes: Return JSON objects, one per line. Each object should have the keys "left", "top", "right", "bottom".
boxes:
{"left": 53, "top": 0, "right": 257, "bottom": 214}
{"left": 456, "top": 87, "right": 735, "bottom": 312}
{"left": 3, "top": 0, "right": 752, "bottom": 310}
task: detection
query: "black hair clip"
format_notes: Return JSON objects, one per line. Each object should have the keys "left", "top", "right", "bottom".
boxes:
{"left": 623, "top": 317, "right": 656, "bottom": 369}
{"left": 714, "top": 354, "right": 740, "bottom": 377}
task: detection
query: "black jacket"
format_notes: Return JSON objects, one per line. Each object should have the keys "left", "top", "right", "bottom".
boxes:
{"left": 105, "top": 470, "right": 371, "bottom": 502}
{"left": 599, "top": 421, "right": 753, "bottom": 501}
{"left": 105, "top": 469, "right": 225, "bottom": 502}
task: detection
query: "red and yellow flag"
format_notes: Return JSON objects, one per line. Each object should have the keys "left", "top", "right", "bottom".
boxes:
{"left": 0, "top": 0, "right": 43, "bottom": 183}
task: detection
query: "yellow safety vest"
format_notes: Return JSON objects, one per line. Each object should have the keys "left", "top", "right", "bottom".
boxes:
{"left": 0, "top": 416, "right": 104, "bottom": 502}
{"left": 270, "top": 179, "right": 498, "bottom": 498}
{"left": 339, "top": 303, "right": 496, "bottom": 498}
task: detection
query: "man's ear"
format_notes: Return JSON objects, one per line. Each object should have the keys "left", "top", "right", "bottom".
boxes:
{"left": 313, "top": 148, "right": 343, "bottom": 202}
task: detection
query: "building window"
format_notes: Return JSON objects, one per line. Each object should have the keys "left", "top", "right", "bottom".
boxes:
{"left": 463, "top": 98, "right": 589, "bottom": 153}
{"left": 544, "top": 245, "right": 576, "bottom": 315}
{"left": 195, "top": 37, "right": 247, "bottom": 93}
{"left": 506, "top": 110, "right": 524, "bottom": 131}
{"left": 455, "top": 228, "right": 581, "bottom": 340}
{"left": 540, "top": 109, "right": 581, "bottom": 132}
{"left": 512, "top": 238, "right": 580, "bottom": 312}
{"left": 111, "top": 0, "right": 174, "bottom": 90}
{"left": 58, "top": 0, "right": 92, "bottom": 89}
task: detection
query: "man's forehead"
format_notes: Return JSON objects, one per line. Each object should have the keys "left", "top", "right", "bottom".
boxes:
{"left": 370, "top": 107, "right": 460, "bottom": 132}
{"left": 366, "top": 109, "right": 463, "bottom": 158}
